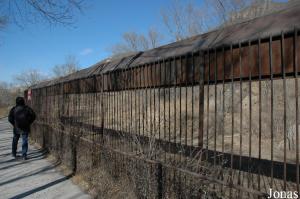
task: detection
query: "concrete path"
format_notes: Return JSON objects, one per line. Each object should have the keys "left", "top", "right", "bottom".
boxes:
{"left": 0, "top": 117, "right": 91, "bottom": 199}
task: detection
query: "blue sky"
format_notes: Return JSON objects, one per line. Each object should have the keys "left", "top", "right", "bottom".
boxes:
{"left": 0, "top": 0, "right": 183, "bottom": 84}
{"left": 0, "top": 0, "right": 288, "bottom": 84}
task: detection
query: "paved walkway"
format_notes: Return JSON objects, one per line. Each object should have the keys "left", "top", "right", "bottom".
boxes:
{"left": 0, "top": 117, "right": 91, "bottom": 199}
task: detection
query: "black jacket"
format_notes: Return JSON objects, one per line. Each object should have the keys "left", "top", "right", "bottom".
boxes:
{"left": 8, "top": 105, "right": 36, "bottom": 132}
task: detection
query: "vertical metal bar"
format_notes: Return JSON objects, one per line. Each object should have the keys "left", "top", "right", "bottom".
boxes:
{"left": 239, "top": 42, "right": 243, "bottom": 186}
{"left": 135, "top": 67, "right": 138, "bottom": 154}
{"left": 130, "top": 67, "right": 133, "bottom": 152}
{"left": 269, "top": 35, "right": 274, "bottom": 188}
{"left": 199, "top": 51, "right": 204, "bottom": 149}
{"left": 191, "top": 53, "right": 195, "bottom": 151}
{"left": 149, "top": 63, "right": 152, "bottom": 140}
{"left": 179, "top": 56, "right": 182, "bottom": 162}
{"left": 122, "top": 69, "right": 126, "bottom": 151}
{"left": 114, "top": 73, "right": 118, "bottom": 147}
{"left": 163, "top": 59, "right": 166, "bottom": 162}
{"left": 139, "top": 66, "right": 142, "bottom": 138}
{"left": 120, "top": 72, "right": 123, "bottom": 149}
{"left": 153, "top": 62, "right": 156, "bottom": 157}
{"left": 248, "top": 41, "right": 253, "bottom": 190}
{"left": 126, "top": 69, "right": 130, "bottom": 151}
{"left": 122, "top": 72, "right": 125, "bottom": 146}
{"left": 110, "top": 78, "right": 112, "bottom": 134}
{"left": 101, "top": 74, "right": 105, "bottom": 144}
{"left": 185, "top": 54, "right": 188, "bottom": 149}
{"left": 158, "top": 62, "right": 161, "bottom": 141}
{"left": 106, "top": 77, "right": 109, "bottom": 134}
{"left": 113, "top": 73, "right": 116, "bottom": 132}
{"left": 168, "top": 59, "right": 171, "bottom": 160}
{"left": 111, "top": 76, "right": 114, "bottom": 149}
{"left": 93, "top": 76, "right": 96, "bottom": 142}
{"left": 281, "top": 32, "right": 287, "bottom": 191}
{"left": 173, "top": 57, "right": 177, "bottom": 162}
{"left": 222, "top": 47, "right": 225, "bottom": 166}
{"left": 207, "top": 50, "right": 210, "bottom": 161}
{"left": 258, "top": 38, "right": 262, "bottom": 191}
{"left": 230, "top": 44, "right": 234, "bottom": 197}
{"left": 145, "top": 64, "right": 149, "bottom": 152}
{"left": 147, "top": 64, "right": 150, "bottom": 141}
{"left": 294, "top": 28, "right": 299, "bottom": 194}
{"left": 77, "top": 80, "right": 81, "bottom": 172}
{"left": 110, "top": 75, "right": 112, "bottom": 133}
{"left": 143, "top": 65, "right": 146, "bottom": 138}
{"left": 214, "top": 48, "right": 217, "bottom": 167}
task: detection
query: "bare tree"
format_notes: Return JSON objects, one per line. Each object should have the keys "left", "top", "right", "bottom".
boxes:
{"left": 110, "top": 29, "right": 163, "bottom": 57}
{"left": 0, "top": 82, "right": 12, "bottom": 107}
{"left": 52, "top": 55, "right": 80, "bottom": 78}
{"left": 161, "top": 0, "right": 206, "bottom": 41}
{"left": 148, "top": 27, "right": 163, "bottom": 49}
{"left": 161, "top": 0, "right": 288, "bottom": 41}
{"left": 0, "top": 0, "right": 85, "bottom": 28}
{"left": 208, "top": 0, "right": 290, "bottom": 26}
{"left": 15, "top": 69, "right": 46, "bottom": 88}
{"left": 123, "top": 32, "right": 143, "bottom": 52}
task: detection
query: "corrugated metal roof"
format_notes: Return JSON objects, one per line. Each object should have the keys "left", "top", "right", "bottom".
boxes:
{"left": 31, "top": 2, "right": 300, "bottom": 89}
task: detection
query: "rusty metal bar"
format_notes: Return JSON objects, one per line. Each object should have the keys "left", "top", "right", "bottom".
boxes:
{"left": 158, "top": 62, "right": 161, "bottom": 142}
{"left": 142, "top": 64, "right": 145, "bottom": 138}
{"left": 295, "top": 28, "right": 300, "bottom": 194}
{"left": 173, "top": 56, "right": 177, "bottom": 162}
{"left": 214, "top": 48, "right": 217, "bottom": 167}
{"left": 139, "top": 66, "right": 141, "bottom": 138}
{"left": 206, "top": 50, "right": 210, "bottom": 161}
{"left": 168, "top": 59, "right": 171, "bottom": 161}
{"left": 163, "top": 59, "right": 167, "bottom": 162}
{"left": 239, "top": 42, "right": 243, "bottom": 186}
{"left": 130, "top": 67, "right": 133, "bottom": 152}
{"left": 222, "top": 46, "right": 225, "bottom": 166}
{"left": 149, "top": 63, "right": 152, "bottom": 141}
{"left": 191, "top": 53, "right": 195, "bottom": 151}
{"left": 248, "top": 41, "right": 253, "bottom": 190}
{"left": 179, "top": 56, "right": 183, "bottom": 163}
{"left": 282, "top": 32, "right": 287, "bottom": 191}
{"left": 134, "top": 65, "right": 138, "bottom": 154}
{"left": 230, "top": 43, "right": 234, "bottom": 197}
{"left": 269, "top": 35, "right": 274, "bottom": 188}
{"left": 185, "top": 54, "right": 188, "bottom": 149}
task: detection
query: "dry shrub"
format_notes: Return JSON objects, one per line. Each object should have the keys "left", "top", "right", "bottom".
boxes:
{"left": 79, "top": 166, "right": 136, "bottom": 199}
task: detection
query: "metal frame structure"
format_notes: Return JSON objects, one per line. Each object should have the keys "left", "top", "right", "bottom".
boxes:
{"left": 26, "top": 22, "right": 300, "bottom": 197}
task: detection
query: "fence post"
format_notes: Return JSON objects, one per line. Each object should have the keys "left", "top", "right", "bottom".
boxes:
{"left": 156, "top": 162, "right": 163, "bottom": 199}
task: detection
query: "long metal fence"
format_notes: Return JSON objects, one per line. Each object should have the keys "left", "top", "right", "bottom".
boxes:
{"left": 27, "top": 29, "right": 300, "bottom": 198}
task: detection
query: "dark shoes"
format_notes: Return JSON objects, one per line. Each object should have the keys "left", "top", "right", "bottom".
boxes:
{"left": 12, "top": 153, "right": 27, "bottom": 160}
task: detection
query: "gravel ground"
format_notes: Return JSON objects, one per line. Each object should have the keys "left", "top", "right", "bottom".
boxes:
{"left": 0, "top": 117, "right": 91, "bottom": 199}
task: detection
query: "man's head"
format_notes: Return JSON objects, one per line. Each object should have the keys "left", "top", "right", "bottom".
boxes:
{"left": 16, "top": 97, "right": 25, "bottom": 106}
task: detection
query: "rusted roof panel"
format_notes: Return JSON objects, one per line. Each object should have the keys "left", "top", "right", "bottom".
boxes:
{"left": 31, "top": 2, "right": 300, "bottom": 89}
{"left": 130, "top": 2, "right": 300, "bottom": 66}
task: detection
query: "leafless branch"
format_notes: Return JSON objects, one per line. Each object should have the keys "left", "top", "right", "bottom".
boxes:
{"left": 0, "top": 0, "right": 85, "bottom": 28}
{"left": 52, "top": 55, "right": 80, "bottom": 78}
{"left": 14, "top": 69, "right": 46, "bottom": 88}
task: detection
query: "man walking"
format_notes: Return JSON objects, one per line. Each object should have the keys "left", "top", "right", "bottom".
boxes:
{"left": 8, "top": 97, "right": 36, "bottom": 160}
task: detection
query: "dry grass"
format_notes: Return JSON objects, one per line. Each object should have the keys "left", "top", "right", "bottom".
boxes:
{"left": 0, "top": 106, "right": 9, "bottom": 118}
{"left": 46, "top": 79, "right": 298, "bottom": 164}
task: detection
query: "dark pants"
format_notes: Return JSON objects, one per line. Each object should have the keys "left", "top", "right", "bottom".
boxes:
{"left": 12, "top": 128, "right": 28, "bottom": 157}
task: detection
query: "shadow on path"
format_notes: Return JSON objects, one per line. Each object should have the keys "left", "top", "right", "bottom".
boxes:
{"left": 0, "top": 160, "right": 61, "bottom": 187}
{"left": 0, "top": 149, "right": 48, "bottom": 165}
{"left": 8, "top": 174, "right": 73, "bottom": 199}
